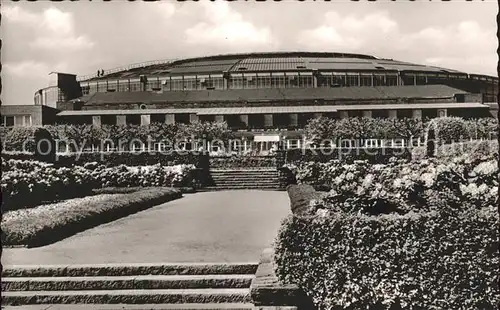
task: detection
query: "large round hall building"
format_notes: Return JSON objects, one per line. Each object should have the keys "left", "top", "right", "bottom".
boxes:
{"left": 2, "top": 52, "right": 497, "bottom": 133}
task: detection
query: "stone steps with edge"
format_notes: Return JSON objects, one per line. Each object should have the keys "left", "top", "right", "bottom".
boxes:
{"left": 1, "top": 289, "right": 252, "bottom": 305}
{"left": 2, "top": 263, "right": 258, "bottom": 278}
{"left": 0, "top": 304, "right": 298, "bottom": 310}
{"left": 2, "top": 275, "right": 254, "bottom": 291}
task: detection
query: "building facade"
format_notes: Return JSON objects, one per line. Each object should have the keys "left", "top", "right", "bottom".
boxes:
{"left": 2, "top": 52, "right": 497, "bottom": 134}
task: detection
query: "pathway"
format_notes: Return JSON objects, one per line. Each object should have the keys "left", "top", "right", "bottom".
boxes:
{"left": 2, "top": 190, "right": 290, "bottom": 265}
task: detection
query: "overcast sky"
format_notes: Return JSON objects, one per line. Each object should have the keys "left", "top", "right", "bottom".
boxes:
{"left": 1, "top": 0, "right": 498, "bottom": 106}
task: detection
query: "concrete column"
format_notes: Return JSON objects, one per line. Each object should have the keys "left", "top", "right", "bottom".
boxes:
{"left": 189, "top": 113, "right": 199, "bottom": 123}
{"left": 313, "top": 113, "right": 323, "bottom": 119}
{"left": 289, "top": 113, "right": 298, "bottom": 127}
{"left": 339, "top": 111, "right": 349, "bottom": 119}
{"left": 362, "top": 110, "right": 372, "bottom": 118}
{"left": 437, "top": 109, "right": 447, "bottom": 117}
{"left": 141, "top": 114, "right": 151, "bottom": 126}
{"left": 239, "top": 114, "right": 249, "bottom": 127}
{"left": 223, "top": 77, "right": 229, "bottom": 89}
{"left": 92, "top": 115, "right": 101, "bottom": 127}
{"left": 388, "top": 110, "right": 398, "bottom": 119}
{"left": 165, "top": 114, "right": 175, "bottom": 125}
{"left": 264, "top": 114, "right": 273, "bottom": 127}
{"left": 117, "top": 115, "right": 127, "bottom": 126}
{"left": 412, "top": 109, "right": 422, "bottom": 119}
{"left": 215, "top": 115, "right": 224, "bottom": 123}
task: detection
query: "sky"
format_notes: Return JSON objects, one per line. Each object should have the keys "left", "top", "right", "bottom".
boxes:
{"left": 1, "top": 0, "right": 498, "bottom": 106}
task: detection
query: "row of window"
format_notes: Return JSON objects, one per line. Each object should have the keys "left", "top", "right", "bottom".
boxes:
{"left": 80, "top": 72, "right": 466, "bottom": 96}
{"left": 2, "top": 115, "right": 32, "bottom": 127}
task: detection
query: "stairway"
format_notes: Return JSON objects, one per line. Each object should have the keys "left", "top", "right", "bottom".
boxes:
{"left": 203, "top": 169, "right": 280, "bottom": 191}
{"left": 1, "top": 262, "right": 293, "bottom": 309}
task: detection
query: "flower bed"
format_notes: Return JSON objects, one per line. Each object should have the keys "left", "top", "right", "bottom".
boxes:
{"left": 274, "top": 153, "right": 499, "bottom": 309}
{"left": 1, "top": 159, "right": 196, "bottom": 211}
{"left": 1, "top": 159, "right": 97, "bottom": 211}
{"left": 281, "top": 147, "right": 411, "bottom": 166}
{"left": 284, "top": 154, "right": 498, "bottom": 210}
{"left": 86, "top": 163, "right": 196, "bottom": 188}
{"left": 209, "top": 155, "right": 276, "bottom": 169}
{"left": 2, "top": 187, "right": 181, "bottom": 247}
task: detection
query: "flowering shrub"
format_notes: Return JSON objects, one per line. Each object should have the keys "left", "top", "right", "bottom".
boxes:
{"left": 89, "top": 163, "right": 196, "bottom": 188}
{"left": 275, "top": 207, "right": 499, "bottom": 310}
{"left": 289, "top": 154, "right": 498, "bottom": 213}
{"left": 1, "top": 159, "right": 96, "bottom": 211}
{"left": 1, "top": 159, "right": 196, "bottom": 211}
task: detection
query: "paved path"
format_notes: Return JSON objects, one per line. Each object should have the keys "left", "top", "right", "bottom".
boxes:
{"left": 2, "top": 190, "right": 290, "bottom": 265}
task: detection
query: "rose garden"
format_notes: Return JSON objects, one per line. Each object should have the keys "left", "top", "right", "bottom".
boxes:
{"left": 1, "top": 116, "right": 498, "bottom": 309}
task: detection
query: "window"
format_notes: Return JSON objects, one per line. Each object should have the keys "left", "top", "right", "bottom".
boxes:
{"left": 151, "top": 114, "right": 166, "bottom": 123}
{"left": 3, "top": 116, "right": 14, "bottom": 127}
{"left": 298, "top": 74, "right": 313, "bottom": 88}
{"left": 386, "top": 74, "right": 398, "bottom": 86}
{"left": 346, "top": 73, "right": 359, "bottom": 87}
{"left": 360, "top": 74, "right": 372, "bottom": 87}
{"left": 24, "top": 115, "right": 32, "bottom": 126}
{"left": 129, "top": 81, "right": 141, "bottom": 92}
{"left": 373, "top": 74, "right": 386, "bottom": 86}
{"left": 118, "top": 80, "right": 129, "bottom": 92}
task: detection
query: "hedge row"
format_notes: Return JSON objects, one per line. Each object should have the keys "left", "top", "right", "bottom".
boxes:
{"left": 1, "top": 159, "right": 196, "bottom": 211}
{"left": 209, "top": 155, "right": 276, "bottom": 169}
{"left": 275, "top": 206, "right": 499, "bottom": 309}
{"left": 2, "top": 187, "right": 182, "bottom": 247}
{"left": 280, "top": 147, "right": 412, "bottom": 165}
{"left": 0, "top": 122, "right": 234, "bottom": 153}
{"left": 304, "top": 117, "right": 497, "bottom": 144}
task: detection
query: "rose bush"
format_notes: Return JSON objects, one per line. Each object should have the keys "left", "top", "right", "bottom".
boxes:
{"left": 287, "top": 153, "right": 498, "bottom": 214}
{"left": 1, "top": 159, "right": 196, "bottom": 211}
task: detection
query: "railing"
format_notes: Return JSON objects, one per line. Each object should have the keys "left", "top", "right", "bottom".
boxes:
{"left": 76, "top": 58, "right": 179, "bottom": 82}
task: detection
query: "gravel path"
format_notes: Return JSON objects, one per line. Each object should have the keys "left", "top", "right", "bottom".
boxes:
{"left": 2, "top": 190, "right": 290, "bottom": 265}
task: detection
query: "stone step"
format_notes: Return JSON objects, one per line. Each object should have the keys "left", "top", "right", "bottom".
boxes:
{"left": 1, "top": 289, "right": 252, "bottom": 306}
{"left": 200, "top": 187, "right": 279, "bottom": 191}
{"left": 2, "top": 263, "right": 258, "bottom": 278}
{"left": 2, "top": 275, "right": 254, "bottom": 292}
{"left": 211, "top": 181, "right": 279, "bottom": 185}
{"left": 0, "top": 304, "right": 298, "bottom": 310}
{"left": 209, "top": 173, "right": 277, "bottom": 176}
{"left": 209, "top": 172, "right": 277, "bottom": 174}
{"left": 209, "top": 171, "right": 277, "bottom": 173}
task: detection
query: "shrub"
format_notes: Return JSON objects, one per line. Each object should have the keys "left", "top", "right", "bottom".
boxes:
{"left": 2, "top": 187, "right": 182, "bottom": 247}
{"left": 54, "top": 151, "right": 202, "bottom": 167}
{"left": 209, "top": 155, "right": 276, "bottom": 169}
{"left": 282, "top": 147, "right": 411, "bottom": 165}
{"left": 274, "top": 206, "right": 499, "bottom": 310}
{"left": 430, "top": 117, "right": 469, "bottom": 143}
{"left": 1, "top": 127, "right": 38, "bottom": 152}
{"left": 89, "top": 164, "right": 196, "bottom": 188}
{"left": 289, "top": 155, "right": 498, "bottom": 212}
{"left": 1, "top": 159, "right": 196, "bottom": 211}
{"left": 1, "top": 159, "right": 96, "bottom": 211}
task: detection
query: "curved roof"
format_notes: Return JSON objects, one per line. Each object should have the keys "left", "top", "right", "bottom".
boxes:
{"left": 79, "top": 51, "right": 471, "bottom": 82}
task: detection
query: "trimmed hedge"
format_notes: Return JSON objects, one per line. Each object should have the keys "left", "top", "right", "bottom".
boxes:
{"left": 209, "top": 155, "right": 276, "bottom": 169}
{"left": 411, "top": 139, "right": 498, "bottom": 161}
{"left": 55, "top": 151, "right": 204, "bottom": 167}
{"left": 281, "top": 147, "right": 412, "bottom": 165}
{"left": 2, "top": 187, "right": 182, "bottom": 247}
{"left": 275, "top": 206, "right": 499, "bottom": 310}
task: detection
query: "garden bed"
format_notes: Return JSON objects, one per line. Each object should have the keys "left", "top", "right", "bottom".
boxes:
{"left": 2, "top": 187, "right": 182, "bottom": 247}
{"left": 274, "top": 152, "right": 499, "bottom": 309}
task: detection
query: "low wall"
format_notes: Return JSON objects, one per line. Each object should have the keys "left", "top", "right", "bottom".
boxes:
{"left": 250, "top": 248, "right": 314, "bottom": 309}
